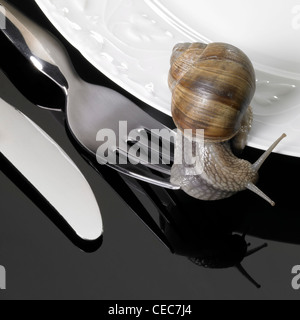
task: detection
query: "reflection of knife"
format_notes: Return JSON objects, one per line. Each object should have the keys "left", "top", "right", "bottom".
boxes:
{"left": 0, "top": 97, "right": 103, "bottom": 242}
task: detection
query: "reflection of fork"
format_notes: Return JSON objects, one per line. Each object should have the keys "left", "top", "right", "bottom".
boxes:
{"left": 1, "top": 1, "right": 179, "bottom": 190}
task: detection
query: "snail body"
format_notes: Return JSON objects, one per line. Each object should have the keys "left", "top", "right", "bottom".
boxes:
{"left": 169, "top": 42, "right": 286, "bottom": 205}
{"left": 171, "top": 138, "right": 257, "bottom": 201}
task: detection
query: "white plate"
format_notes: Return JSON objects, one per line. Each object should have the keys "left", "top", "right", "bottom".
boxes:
{"left": 35, "top": 0, "right": 300, "bottom": 157}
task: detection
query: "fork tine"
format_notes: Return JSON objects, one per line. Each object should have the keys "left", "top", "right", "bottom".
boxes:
{"left": 145, "top": 128, "right": 176, "bottom": 163}
{"left": 104, "top": 162, "right": 180, "bottom": 190}
{"left": 127, "top": 127, "right": 175, "bottom": 163}
{"left": 142, "top": 163, "right": 171, "bottom": 175}
{"left": 127, "top": 140, "right": 174, "bottom": 167}
{"left": 117, "top": 148, "right": 172, "bottom": 175}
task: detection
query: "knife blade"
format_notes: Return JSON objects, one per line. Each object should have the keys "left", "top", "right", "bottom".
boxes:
{"left": 0, "top": 97, "right": 103, "bottom": 242}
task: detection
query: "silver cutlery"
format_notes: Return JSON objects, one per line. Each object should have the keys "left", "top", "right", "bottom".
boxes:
{"left": 0, "top": 96, "right": 103, "bottom": 242}
{"left": 0, "top": 1, "right": 179, "bottom": 190}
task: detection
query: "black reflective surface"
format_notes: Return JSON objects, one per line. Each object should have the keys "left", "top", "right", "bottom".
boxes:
{"left": 0, "top": 0, "right": 300, "bottom": 300}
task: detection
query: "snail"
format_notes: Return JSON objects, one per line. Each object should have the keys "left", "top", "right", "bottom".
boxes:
{"left": 169, "top": 42, "right": 286, "bottom": 206}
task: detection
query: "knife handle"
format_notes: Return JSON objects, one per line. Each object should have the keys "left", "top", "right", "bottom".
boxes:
{"left": 0, "top": 1, "right": 68, "bottom": 95}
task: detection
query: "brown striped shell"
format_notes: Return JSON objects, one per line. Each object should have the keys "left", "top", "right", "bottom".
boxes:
{"left": 169, "top": 42, "right": 256, "bottom": 142}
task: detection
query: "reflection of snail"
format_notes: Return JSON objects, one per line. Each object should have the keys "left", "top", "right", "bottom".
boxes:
{"left": 158, "top": 195, "right": 268, "bottom": 289}
{"left": 169, "top": 42, "right": 286, "bottom": 206}
{"left": 188, "top": 234, "right": 267, "bottom": 289}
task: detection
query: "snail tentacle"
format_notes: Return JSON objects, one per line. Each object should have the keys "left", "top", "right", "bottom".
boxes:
{"left": 246, "top": 183, "right": 275, "bottom": 207}
{"left": 252, "top": 134, "right": 287, "bottom": 172}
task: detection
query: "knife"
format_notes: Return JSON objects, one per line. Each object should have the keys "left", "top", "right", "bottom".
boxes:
{"left": 0, "top": 96, "right": 103, "bottom": 242}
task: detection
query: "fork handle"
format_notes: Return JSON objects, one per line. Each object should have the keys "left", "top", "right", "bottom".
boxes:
{"left": 0, "top": 1, "right": 68, "bottom": 93}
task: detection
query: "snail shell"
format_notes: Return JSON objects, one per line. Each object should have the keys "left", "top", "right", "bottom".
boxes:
{"left": 169, "top": 42, "right": 256, "bottom": 142}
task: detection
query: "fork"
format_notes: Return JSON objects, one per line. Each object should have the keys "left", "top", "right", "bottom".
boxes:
{"left": 1, "top": 1, "right": 180, "bottom": 190}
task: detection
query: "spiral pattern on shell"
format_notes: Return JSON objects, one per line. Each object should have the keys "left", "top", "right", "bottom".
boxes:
{"left": 169, "top": 42, "right": 256, "bottom": 142}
